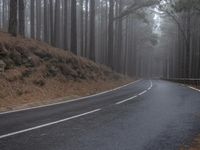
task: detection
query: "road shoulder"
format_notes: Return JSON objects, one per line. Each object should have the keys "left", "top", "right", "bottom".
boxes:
{"left": 0, "top": 78, "right": 136, "bottom": 114}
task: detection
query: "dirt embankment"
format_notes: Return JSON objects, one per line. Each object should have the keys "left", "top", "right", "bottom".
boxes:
{"left": 0, "top": 32, "right": 132, "bottom": 112}
{"left": 188, "top": 135, "right": 200, "bottom": 150}
{"left": 180, "top": 135, "right": 200, "bottom": 150}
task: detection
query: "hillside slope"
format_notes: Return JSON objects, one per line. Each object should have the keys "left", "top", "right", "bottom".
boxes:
{"left": 0, "top": 32, "right": 131, "bottom": 111}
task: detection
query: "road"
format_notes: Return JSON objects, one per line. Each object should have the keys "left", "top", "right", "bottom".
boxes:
{"left": 0, "top": 80, "right": 200, "bottom": 150}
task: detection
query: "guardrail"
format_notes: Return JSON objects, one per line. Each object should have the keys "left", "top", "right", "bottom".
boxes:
{"left": 163, "top": 78, "right": 200, "bottom": 88}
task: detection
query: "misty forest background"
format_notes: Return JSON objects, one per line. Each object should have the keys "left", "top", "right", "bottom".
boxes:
{"left": 1, "top": 0, "right": 200, "bottom": 79}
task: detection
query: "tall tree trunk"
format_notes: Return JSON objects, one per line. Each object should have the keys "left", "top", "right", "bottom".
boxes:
{"left": 8, "top": 0, "right": 17, "bottom": 36}
{"left": 185, "top": 10, "right": 191, "bottom": 78}
{"left": 116, "top": 0, "right": 122, "bottom": 72}
{"left": 54, "top": 0, "right": 61, "bottom": 47}
{"left": 80, "top": 0, "right": 84, "bottom": 55}
{"left": 19, "top": 0, "right": 25, "bottom": 37}
{"left": 36, "top": 0, "right": 42, "bottom": 40}
{"left": 49, "top": 0, "right": 54, "bottom": 45}
{"left": 108, "top": 0, "right": 114, "bottom": 68}
{"left": 30, "top": 0, "right": 35, "bottom": 38}
{"left": 64, "top": 0, "right": 68, "bottom": 50}
{"left": 104, "top": 1, "right": 108, "bottom": 64}
{"left": 84, "top": 0, "right": 88, "bottom": 57}
{"left": 2, "top": 0, "right": 5, "bottom": 29}
{"left": 3, "top": 0, "right": 8, "bottom": 31}
{"left": 89, "top": 0, "right": 95, "bottom": 61}
{"left": 70, "top": 0, "right": 77, "bottom": 54}
{"left": 44, "top": 0, "right": 49, "bottom": 43}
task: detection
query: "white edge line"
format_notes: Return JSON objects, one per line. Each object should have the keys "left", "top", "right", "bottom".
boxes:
{"left": 138, "top": 90, "right": 147, "bottom": 96}
{"left": 0, "top": 109, "right": 101, "bottom": 139}
{"left": 178, "top": 82, "right": 200, "bottom": 92}
{"left": 188, "top": 86, "right": 200, "bottom": 92}
{"left": 172, "top": 82, "right": 199, "bottom": 92}
{"left": 0, "top": 80, "right": 141, "bottom": 115}
{"left": 116, "top": 80, "right": 153, "bottom": 105}
{"left": 116, "top": 96, "right": 138, "bottom": 105}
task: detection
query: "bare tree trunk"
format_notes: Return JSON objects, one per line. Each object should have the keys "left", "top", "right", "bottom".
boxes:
{"left": 116, "top": 0, "right": 123, "bottom": 72}
{"left": 8, "top": 0, "right": 17, "bottom": 36}
{"left": 80, "top": 0, "right": 84, "bottom": 55}
{"left": 54, "top": 0, "right": 61, "bottom": 47}
{"left": 30, "top": 0, "right": 35, "bottom": 38}
{"left": 108, "top": 0, "right": 114, "bottom": 68}
{"left": 50, "top": 0, "right": 54, "bottom": 45}
{"left": 70, "top": 0, "right": 77, "bottom": 54}
{"left": 18, "top": 0, "right": 25, "bottom": 37}
{"left": 84, "top": 0, "right": 88, "bottom": 57}
{"left": 185, "top": 10, "right": 191, "bottom": 78}
{"left": 89, "top": 0, "right": 95, "bottom": 61}
{"left": 36, "top": 0, "right": 42, "bottom": 40}
{"left": 3, "top": 0, "right": 9, "bottom": 31}
{"left": 64, "top": 0, "right": 68, "bottom": 50}
{"left": 44, "top": 0, "right": 49, "bottom": 43}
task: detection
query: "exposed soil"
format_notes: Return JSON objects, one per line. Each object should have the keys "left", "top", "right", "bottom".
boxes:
{"left": 180, "top": 135, "right": 200, "bottom": 150}
{"left": 188, "top": 135, "right": 200, "bottom": 150}
{"left": 0, "top": 32, "right": 133, "bottom": 112}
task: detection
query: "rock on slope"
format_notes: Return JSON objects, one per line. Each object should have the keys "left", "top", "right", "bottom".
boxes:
{"left": 0, "top": 32, "right": 119, "bottom": 80}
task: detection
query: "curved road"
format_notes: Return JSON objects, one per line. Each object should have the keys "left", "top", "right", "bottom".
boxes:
{"left": 0, "top": 80, "right": 200, "bottom": 150}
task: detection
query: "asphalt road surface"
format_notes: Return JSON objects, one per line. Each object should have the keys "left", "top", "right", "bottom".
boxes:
{"left": 1, "top": 80, "right": 200, "bottom": 150}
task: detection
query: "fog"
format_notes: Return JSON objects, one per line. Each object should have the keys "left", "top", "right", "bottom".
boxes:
{"left": 1, "top": 0, "right": 200, "bottom": 79}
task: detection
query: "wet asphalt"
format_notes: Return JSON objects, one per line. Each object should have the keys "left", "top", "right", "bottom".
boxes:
{"left": 0, "top": 80, "right": 200, "bottom": 150}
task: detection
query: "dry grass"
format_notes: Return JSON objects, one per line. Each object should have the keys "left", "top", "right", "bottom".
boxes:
{"left": 0, "top": 32, "right": 133, "bottom": 112}
{"left": 0, "top": 75, "right": 132, "bottom": 112}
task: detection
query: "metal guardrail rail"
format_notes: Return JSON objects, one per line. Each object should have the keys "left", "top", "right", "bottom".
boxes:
{"left": 163, "top": 78, "right": 200, "bottom": 88}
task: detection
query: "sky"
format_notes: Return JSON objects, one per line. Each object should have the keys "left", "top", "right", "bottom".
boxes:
{"left": 153, "top": 7, "right": 162, "bottom": 35}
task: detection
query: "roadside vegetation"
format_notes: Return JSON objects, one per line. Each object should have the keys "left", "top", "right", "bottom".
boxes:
{"left": 0, "top": 32, "right": 131, "bottom": 111}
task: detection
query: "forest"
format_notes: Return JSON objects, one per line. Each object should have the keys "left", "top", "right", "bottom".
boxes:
{"left": 1, "top": 1, "right": 200, "bottom": 149}
{"left": 0, "top": 0, "right": 200, "bottom": 78}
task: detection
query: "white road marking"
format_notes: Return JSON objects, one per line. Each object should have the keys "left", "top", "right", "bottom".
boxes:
{"left": 116, "top": 96, "right": 138, "bottom": 105}
{"left": 178, "top": 82, "right": 200, "bottom": 92}
{"left": 188, "top": 86, "right": 200, "bottom": 92}
{"left": 0, "top": 109, "right": 101, "bottom": 139}
{"left": 116, "top": 80, "right": 153, "bottom": 105}
{"left": 138, "top": 90, "right": 147, "bottom": 96}
{"left": 0, "top": 80, "right": 141, "bottom": 115}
